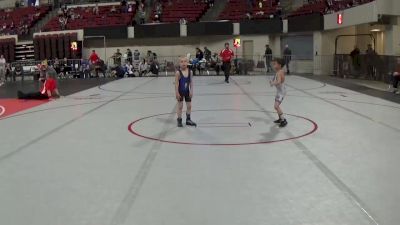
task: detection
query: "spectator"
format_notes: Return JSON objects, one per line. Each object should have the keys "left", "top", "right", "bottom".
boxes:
{"left": 89, "top": 50, "right": 100, "bottom": 64}
{"left": 139, "top": 58, "right": 149, "bottom": 77}
{"left": 365, "top": 44, "right": 376, "bottom": 79}
{"left": 113, "top": 49, "right": 122, "bottom": 66}
{"left": 195, "top": 47, "right": 204, "bottom": 60}
{"left": 153, "top": 14, "right": 160, "bottom": 23}
{"left": 110, "top": 5, "right": 117, "bottom": 13}
{"left": 350, "top": 46, "right": 361, "bottom": 73}
{"left": 17, "top": 70, "right": 60, "bottom": 100}
{"left": 147, "top": 50, "right": 154, "bottom": 61}
{"left": 59, "top": 58, "right": 69, "bottom": 78}
{"left": 392, "top": 58, "right": 400, "bottom": 94}
{"left": 139, "top": 6, "right": 146, "bottom": 24}
{"left": 0, "top": 55, "right": 6, "bottom": 86}
{"left": 179, "top": 18, "right": 187, "bottom": 25}
{"left": 59, "top": 15, "right": 67, "bottom": 30}
{"left": 53, "top": 58, "right": 60, "bottom": 74}
{"left": 121, "top": 0, "right": 128, "bottom": 12}
{"left": 219, "top": 42, "right": 234, "bottom": 83}
{"left": 125, "top": 61, "right": 135, "bottom": 77}
{"left": 80, "top": 58, "right": 90, "bottom": 78}
{"left": 209, "top": 0, "right": 214, "bottom": 7}
{"left": 283, "top": 44, "right": 292, "bottom": 74}
{"left": 155, "top": 1, "right": 162, "bottom": 16}
{"left": 204, "top": 47, "right": 211, "bottom": 61}
{"left": 245, "top": 11, "right": 252, "bottom": 20}
{"left": 247, "top": 0, "right": 254, "bottom": 11}
{"left": 211, "top": 53, "right": 221, "bottom": 75}
{"left": 93, "top": 4, "right": 99, "bottom": 15}
{"left": 139, "top": 58, "right": 148, "bottom": 76}
{"left": 5, "top": 63, "right": 13, "bottom": 82}
{"left": 126, "top": 49, "right": 133, "bottom": 63}
{"left": 62, "top": 5, "right": 68, "bottom": 17}
{"left": 130, "top": 49, "right": 139, "bottom": 69}
{"left": 14, "top": 63, "right": 24, "bottom": 81}
{"left": 264, "top": 44, "right": 273, "bottom": 72}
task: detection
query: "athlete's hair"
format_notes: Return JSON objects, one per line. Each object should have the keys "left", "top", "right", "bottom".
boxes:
{"left": 273, "top": 57, "right": 285, "bottom": 67}
{"left": 179, "top": 55, "right": 189, "bottom": 61}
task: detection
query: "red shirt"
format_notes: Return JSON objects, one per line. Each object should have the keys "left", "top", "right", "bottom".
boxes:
{"left": 41, "top": 78, "right": 57, "bottom": 95}
{"left": 89, "top": 53, "right": 100, "bottom": 64}
{"left": 220, "top": 48, "right": 234, "bottom": 63}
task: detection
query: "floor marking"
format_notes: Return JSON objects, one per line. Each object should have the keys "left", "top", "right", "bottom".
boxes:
{"left": 288, "top": 82, "right": 400, "bottom": 133}
{"left": 128, "top": 109, "right": 317, "bottom": 146}
{"left": 196, "top": 125, "right": 250, "bottom": 128}
{"left": 231, "top": 77, "right": 380, "bottom": 225}
{"left": 0, "top": 78, "right": 156, "bottom": 163}
{"left": 110, "top": 105, "right": 177, "bottom": 225}
{"left": 0, "top": 105, "right": 5, "bottom": 117}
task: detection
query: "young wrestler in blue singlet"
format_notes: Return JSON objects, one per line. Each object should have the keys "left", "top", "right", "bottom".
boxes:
{"left": 175, "top": 56, "right": 196, "bottom": 127}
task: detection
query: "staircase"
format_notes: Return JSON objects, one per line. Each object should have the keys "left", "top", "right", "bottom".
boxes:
{"left": 200, "top": 0, "right": 228, "bottom": 21}
{"left": 14, "top": 41, "right": 35, "bottom": 61}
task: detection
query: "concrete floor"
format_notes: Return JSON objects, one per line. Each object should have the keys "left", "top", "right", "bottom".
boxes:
{"left": 0, "top": 75, "right": 399, "bottom": 225}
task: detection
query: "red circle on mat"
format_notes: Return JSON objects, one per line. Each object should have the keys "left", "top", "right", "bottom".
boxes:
{"left": 128, "top": 109, "right": 318, "bottom": 146}
{"left": 0, "top": 105, "right": 5, "bottom": 117}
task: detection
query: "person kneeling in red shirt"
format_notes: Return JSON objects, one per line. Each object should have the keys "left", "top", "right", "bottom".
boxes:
{"left": 17, "top": 71, "right": 60, "bottom": 100}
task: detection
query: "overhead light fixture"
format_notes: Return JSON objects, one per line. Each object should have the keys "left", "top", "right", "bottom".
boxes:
{"left": 370, "top": 29, "right": 381, "bottom": 32}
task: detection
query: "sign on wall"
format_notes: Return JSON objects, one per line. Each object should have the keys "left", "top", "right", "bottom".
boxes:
{"left": 233, "top": 38, "right": 241, "bottom": 48}
{"left": 337, "top": 13, "right": 343, "bottom": 25}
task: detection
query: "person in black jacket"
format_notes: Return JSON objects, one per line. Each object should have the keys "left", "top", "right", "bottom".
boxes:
{"left": 264, "top": 44, "right": 273, "bottom": 72}
{"left": 195, "top": 47, "right": 204, "bottom": 60}
{"left": 283, "top": 45, "right": 292, "bottom": 74}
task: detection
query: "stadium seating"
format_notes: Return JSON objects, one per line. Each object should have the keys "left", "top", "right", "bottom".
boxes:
{"left": 43, "top": 5, "right": 135, "bottom": 31}
{"left": 151, "top": 0, "right": 209, "bottom": 23}
{"left": 0, "top": 6, "right": 50, "bottom": 35}
{"left": 288, "top": 0, "right": 375, "bottom": 17}
{"left": 218, "top": 0, "right": 278, "bottom": 22}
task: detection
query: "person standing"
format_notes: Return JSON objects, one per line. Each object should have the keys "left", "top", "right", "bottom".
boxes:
{"left": 264, "top": 44, "right": 273, "bottom": 72}
{"left": 175, "top": 56, "right": 196, "bottom": 127}
{"left": 391, "top": 58, "right": 400, "bottom": 94}
{"left": 113, "top": 49, "right": 122, "bottom": 66}
{"left": 204, "top": 46, "right": 211, "bottom": 61}
{"left": 219, "top": 42, "right": 234, "bottom": 83}
{"left": 283, "top": 45, "right": 292, "bottom": 74}
{"left": 0, "top": 55, "right": 6, "bottom": 86}
{"left": 126, "top": 48, "right": 133, "bottom": 64}
{"left": 365, "top": 44, "right": 376, "bottom": 79}
{"left": 350, "top": 46, "right": 361, "bottom": 74}
{"left": 89, "top": 50, "right": 100, "bottom": 64}
{"left": 269, "top": 58, "right": 288, "bottom": 128}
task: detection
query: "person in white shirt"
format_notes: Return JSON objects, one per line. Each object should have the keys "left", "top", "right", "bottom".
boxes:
{"left": 139, "top": 58, "right": 148, "bottom": 77}
{"left": 0, "top": 55, "right": 6, "bottom": 86}
{"left": 125, "top": 61, "right": 135, "bottom": 77}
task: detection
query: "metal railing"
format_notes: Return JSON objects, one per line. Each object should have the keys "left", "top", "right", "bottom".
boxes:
{"left": 105, "top": 54, "right": 317, "bottom": 77}
{"left": 334, "top": 54, "right": 400, "bottom": 82}
{"left": 5, "top": 54, "right": 319, "bottom": 82}
{"left": 9, "top": 54, "right": 398, "bottom": 82}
